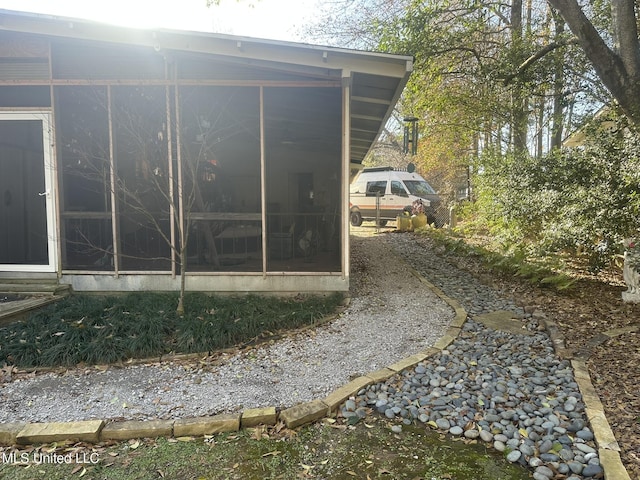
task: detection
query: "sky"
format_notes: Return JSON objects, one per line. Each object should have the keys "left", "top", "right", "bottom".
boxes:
{"left": 0, "top": 0, "right": 318, "bottom": 42}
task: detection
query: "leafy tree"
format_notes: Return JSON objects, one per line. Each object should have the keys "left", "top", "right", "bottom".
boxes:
{"left": 305, "top": 1, "right": 598, "bottom": 183}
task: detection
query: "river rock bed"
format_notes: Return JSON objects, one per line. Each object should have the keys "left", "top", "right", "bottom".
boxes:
{"left": 340, "top": 233, "right": 603, "bottom": 480}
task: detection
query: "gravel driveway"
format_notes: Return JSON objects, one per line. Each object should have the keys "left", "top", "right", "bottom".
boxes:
{"left": 0, "top": 230, "right": 454, "bottom": 424}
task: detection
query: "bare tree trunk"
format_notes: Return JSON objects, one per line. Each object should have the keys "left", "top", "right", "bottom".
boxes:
{"left": 511, "top": 0, "right": 529, "bottom": 155}
{"left": 191, "top": 180, "right": 221, "bottom": 268}
{"left": 536, "top": 96, "right": 545, "bottom": 157}
{"left": 176, "top": 243, "right": 187, "bottom": 316}
{"left": 550, "top": 10, "right": 565, "bottom": 150}
{"left": 548, "top": 0, "right": 640, "bottom": 124}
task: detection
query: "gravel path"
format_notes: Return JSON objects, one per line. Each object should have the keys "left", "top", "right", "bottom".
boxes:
{"left": 0, "top": 231, "right": 454, "bottom": 424}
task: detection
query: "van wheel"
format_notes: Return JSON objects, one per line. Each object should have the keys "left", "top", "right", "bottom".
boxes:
{"left": 350, "top": 211, "right": 363, "bottom": 226}
{"left": 375, "top": 220, "right": 388, "bottom": 227}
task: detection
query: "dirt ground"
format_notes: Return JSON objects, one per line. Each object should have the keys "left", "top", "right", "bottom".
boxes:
{"left": 424, "top": 234, "right": 640, "bottom": 479}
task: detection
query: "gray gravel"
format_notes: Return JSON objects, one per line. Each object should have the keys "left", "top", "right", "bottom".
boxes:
{"left": 341, "top": 232, "right": 602, "bottom": 480}
{"left": 0, "top": 232, "right": 454, "bottom": 424}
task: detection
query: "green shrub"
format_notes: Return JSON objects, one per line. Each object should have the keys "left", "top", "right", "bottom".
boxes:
{"left": 465, "top": 114, "right": 640, "bottom": 272}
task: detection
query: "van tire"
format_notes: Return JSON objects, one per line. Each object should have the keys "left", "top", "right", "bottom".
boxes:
{"left": 350, "top": 211, "right": 363, "bottom": 226}
{"left": 375, "top": 220, "right": 388, "bottom": 227}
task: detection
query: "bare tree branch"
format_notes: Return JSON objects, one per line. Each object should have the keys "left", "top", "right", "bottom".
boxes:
{"left": 503, "top": 38, "right": 579, "bottom": 85}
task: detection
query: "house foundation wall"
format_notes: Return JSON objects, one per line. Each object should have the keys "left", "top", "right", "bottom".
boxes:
{"left": 60, "top": 273, "right": 348, "bottom": 294}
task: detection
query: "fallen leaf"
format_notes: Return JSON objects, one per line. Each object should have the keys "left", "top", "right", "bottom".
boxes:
{"left": 329, "top": 424, "right": 347, "bottom": 431}
{"left": 129, "top": 440, "right": 140, "bottom": 450}
{"left": 347, "top": 415, "right": 361, "bottom": 426}
{"left": 262, "top": 450, "right": 281, "bottom": 457}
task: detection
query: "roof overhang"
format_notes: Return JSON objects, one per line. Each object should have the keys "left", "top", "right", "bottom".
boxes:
{"left": 0, "top": 9, "right": 413, "bottom": 165}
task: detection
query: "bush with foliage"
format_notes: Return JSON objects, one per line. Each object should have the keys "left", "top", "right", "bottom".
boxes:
{"left": 466, "top": 112, "right": 640, "bottom": 271}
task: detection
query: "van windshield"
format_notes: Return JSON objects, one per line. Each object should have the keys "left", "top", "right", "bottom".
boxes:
{"left": 404, "top": 180, "right": 436, "bottom": 197}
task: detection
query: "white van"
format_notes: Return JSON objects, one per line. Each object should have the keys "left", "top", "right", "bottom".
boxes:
{"left": 349, "top": 166, "right": 442, "bottom": 227}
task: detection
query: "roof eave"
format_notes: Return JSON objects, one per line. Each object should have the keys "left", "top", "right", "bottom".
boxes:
{"left": 0, "top": 8, "right": 413, "bottom": 79}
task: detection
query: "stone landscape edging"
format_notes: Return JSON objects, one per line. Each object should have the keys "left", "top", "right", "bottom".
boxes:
{"left": 545, "top": 318, "right": 635, "bottom": 480}
{"left": 0, "top": 259, "right": 632, "bottom": 480}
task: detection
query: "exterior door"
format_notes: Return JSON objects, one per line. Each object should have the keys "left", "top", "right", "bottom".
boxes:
{"left": 0, "top": 112, "right": 57, "bottom": 272}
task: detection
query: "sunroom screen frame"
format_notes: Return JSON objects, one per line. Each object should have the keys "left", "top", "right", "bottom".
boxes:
{"left": 0, "top": 9, "right": 413, "bottom": 293}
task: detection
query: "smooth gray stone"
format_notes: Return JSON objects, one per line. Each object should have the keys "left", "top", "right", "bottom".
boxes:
{"left": 436, "top": 418, "right": 450, "bottom": 430}
{"left": 506, "top": 450, "right": 522, "bottom": 463}
{"left": 575, "top": 443, "right": 596, "bottom": 454}
{"left": 581, "top": 464, "right": 603, "bottom": 477}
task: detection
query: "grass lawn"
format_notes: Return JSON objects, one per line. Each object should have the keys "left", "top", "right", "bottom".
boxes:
{"left": 0, "top": 292, "right": 344, "bottom": 369}
{"left": 0, "top": 418, "right": 532, "bottom": 480}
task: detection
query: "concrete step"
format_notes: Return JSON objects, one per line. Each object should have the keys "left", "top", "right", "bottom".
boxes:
{"left": 0, "top": 281, "right": 70, "bottom": 324}
{"left": 0, "top": 296, "right": 66, "bottom": 324}
{"left": 0, "top": 282, "right": 71, "bottom": 296}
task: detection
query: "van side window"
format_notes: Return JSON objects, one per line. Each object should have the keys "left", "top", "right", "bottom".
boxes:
{"left": 366, "top": 181, "right": 387, "bottom": 196}
{"left": 391, "top": 181, "right": 407, "bottom": 196}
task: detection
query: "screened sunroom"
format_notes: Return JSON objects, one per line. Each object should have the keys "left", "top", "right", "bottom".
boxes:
{"left": 0, "top": 9, "right": 412, "bottom": 293}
